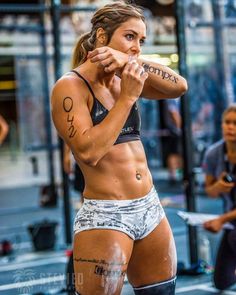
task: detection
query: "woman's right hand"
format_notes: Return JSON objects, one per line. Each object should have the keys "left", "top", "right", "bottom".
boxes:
{"left": 215, "top": 172, "right": 235, "bottom": 194}
{"left": 119, "top": 61, "right": 148, "bottom": 103}
{"left": 203, "top": 218, "right": 224, "bottom": 233}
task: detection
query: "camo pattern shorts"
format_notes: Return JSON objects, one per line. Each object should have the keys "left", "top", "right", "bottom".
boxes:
{"left": 73, "top": 186, "right": 165, "bottom": 240}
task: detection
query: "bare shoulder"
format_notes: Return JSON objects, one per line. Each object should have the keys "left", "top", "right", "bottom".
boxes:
{"left": 51, "top": 72, "right": 88, "bottom": 105}
{"left": 50, "top": 72, "right": 93, "bottom": 145}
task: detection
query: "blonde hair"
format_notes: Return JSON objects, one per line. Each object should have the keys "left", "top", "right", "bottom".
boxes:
{"left": 71, "top": 1, "right": 145, "bottom": 68}
{"left": 222, "top": 104, "right": 236, "bottom": 120}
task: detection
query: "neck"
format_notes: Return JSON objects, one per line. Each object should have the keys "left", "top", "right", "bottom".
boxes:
{"left": 226, "top": 141, "right": 236, "bottom": 153}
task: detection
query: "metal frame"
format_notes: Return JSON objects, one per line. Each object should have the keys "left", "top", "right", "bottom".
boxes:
{"left": 175, "top": 0, "right": 198, "bottom": 265}
{"left": 0, "top": 1, "right": 96, "bottom": 245}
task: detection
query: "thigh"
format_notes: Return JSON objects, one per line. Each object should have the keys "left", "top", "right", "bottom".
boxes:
{"left": 127, "top": 217, "right": 177, "bottom": 287}
{"left": 214, "top": 231, "right": 236, "bottom": 290}
{"left": 73, "top": 229, "right": 134, "bottom": 295}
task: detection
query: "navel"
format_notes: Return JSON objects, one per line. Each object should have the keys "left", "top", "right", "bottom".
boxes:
{"left": 136, "top": 171, "right": 142, "bottom": 180}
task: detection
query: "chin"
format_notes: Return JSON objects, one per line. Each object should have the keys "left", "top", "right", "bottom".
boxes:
{"left": 226, "top": 138, "right": 236, "bottom": 143}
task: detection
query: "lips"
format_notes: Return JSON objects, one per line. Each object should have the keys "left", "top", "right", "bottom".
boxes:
{"left": 225, "top": 133, "right": 236, "bottom": 137}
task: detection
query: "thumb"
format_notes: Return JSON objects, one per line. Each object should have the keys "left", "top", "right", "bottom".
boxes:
{"left": 141, "top": 72, "right": 148, "bottom": 82}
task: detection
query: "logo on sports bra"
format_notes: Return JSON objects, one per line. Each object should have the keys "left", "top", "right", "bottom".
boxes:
{"left": 95, "top": 109, "right": 105, "bottom": 117}
{"left": 121, "top": 126, "right": 134, "bottom": 134}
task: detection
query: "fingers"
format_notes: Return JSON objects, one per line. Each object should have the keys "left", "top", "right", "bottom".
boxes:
{"left": 88, "top": 48, "right": 116, "bottom": 73}
{"left": 88, "top": 48, "right": 148, "bottom": 80}
{"left": 87, "top": 47, "right": 107, "bottom": 59}
{"left": 126, "top": 61, "right": 148, "bottom": 81}
{"left": 88, "top": 49, "right": 110, "bottom": 64}
{"left": 126, "top": 61, "right": 144, "bottom": 75}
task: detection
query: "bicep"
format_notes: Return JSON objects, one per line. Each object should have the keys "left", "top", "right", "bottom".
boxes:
{"left": 51, "top": 82, "right": 93, "bottom": 154}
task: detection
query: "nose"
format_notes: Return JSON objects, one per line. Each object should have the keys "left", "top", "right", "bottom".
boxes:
{"left": 228, "top": 122, "right": 235, "bottom": 128}
{"left": 130, "top": 41, "right": 141, "bottom": 55}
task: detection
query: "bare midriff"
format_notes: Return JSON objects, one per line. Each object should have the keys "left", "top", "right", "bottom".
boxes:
{"left": 76, "top": 140, "right": 153, "bottom": 200}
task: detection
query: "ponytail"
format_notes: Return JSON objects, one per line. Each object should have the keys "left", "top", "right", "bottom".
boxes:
{"left": 71, "top": 31, "right": 95, "bottom": 68}
{"left": 71, "top": 1, "right": 145, "bottom": 68}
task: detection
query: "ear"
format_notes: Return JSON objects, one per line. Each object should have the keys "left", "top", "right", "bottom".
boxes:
{"left": 96, "top": 27, "right": 107, "bottom": 45}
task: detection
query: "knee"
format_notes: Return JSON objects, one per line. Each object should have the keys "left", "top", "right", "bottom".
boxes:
{"left": 133, "top": 276, "right": 176, "bottom": 295}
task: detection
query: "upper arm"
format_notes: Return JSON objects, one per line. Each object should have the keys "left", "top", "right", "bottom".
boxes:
{"left": 51, "top": 76, "right": 93, "bottom": 157}
{"left": 202, "top": 148, "right": 218, "bottom": 187}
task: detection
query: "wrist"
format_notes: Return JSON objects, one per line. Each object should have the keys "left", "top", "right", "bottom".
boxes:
{"left": 116, "top": 96, "right": 135, "bottom": 109}
{"left": 218, "top": 214, "right": 228, "bottom": 224}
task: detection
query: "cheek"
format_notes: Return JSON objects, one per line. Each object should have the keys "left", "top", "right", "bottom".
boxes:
{"left": 107, "top": 38, "right": 129, "bottom": 52}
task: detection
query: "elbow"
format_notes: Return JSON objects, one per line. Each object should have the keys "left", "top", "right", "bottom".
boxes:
{"left": 178, "top": 78, "right": 188, "bottom": 97}
{"left": 182, "top": 78, "right": 188, "bottom": 94}
{"left": 79, "top": 151, "right": 99, "bottom": 167}
{"left": 168, "top": 78, "right": 188, "bottom": 98}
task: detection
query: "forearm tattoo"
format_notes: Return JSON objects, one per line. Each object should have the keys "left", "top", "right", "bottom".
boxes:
{"left": 74, "top": 257, "right": 127, "bottom": 278}
{"left": 142, "top": 62, "right": 179, "bottom": 83}
{"left": 63, "top": 96, "right": 77, "bottom": 138}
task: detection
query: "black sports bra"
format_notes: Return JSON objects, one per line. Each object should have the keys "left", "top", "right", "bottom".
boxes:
{"left": 71, "top": 70, "right": 141, "bottom": 145}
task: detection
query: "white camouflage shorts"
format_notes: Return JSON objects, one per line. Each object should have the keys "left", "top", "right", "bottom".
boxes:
{"left": 73, "top": 186, "right": 165, "bottom": 240}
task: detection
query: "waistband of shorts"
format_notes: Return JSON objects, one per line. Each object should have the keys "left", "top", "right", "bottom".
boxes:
{"left": 83, "top": 185, "right": 157, "bottom": 207}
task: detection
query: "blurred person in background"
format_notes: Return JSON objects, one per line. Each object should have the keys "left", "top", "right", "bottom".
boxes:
{"left": 51, "top": 1, "right": 187, "bottom": 294}
{"left": 202, "top": 104, "right": 236, "bottom": 291}
{"left": 159, "top": 98, "right": 182, "bottom": 184}
{"left": 0, "top": 114, "right": 9, "bottom": 146}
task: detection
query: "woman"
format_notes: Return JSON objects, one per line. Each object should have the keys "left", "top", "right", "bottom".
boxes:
{"left": 51, "top": 2, "right": 187, "bottom": 294}
{"left": 203, "top": 104, "right": 236, "bottom": 291}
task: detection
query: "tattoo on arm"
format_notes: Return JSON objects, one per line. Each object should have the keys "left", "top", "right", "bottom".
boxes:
{"left": 142, "top": 62, "right": 179, "bottom": 84}
{"left": 63, "top": 96, "right": 77, "bottom": 138}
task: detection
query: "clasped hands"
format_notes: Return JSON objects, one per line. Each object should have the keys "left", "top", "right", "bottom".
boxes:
{"left": 87, "top": 46, "right": 143, "bottom": 74}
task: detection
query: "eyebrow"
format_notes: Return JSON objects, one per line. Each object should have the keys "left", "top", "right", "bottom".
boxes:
{"left": 124, "top": 29, "right": 146, "bottom": 39}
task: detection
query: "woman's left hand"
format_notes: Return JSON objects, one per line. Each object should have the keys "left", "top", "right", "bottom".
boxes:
{"left": 203, "top": 219, "right": 224, "bottom": 233}
{"left": 87, "top": 47, "right": 129, "bottom": 73}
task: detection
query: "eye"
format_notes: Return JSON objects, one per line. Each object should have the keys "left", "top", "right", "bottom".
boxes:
{"left": 139, "top": 39, "right": 145, "bottom": 46}
{"left": 125, "top": 34, "right": 134, "bottom": 41}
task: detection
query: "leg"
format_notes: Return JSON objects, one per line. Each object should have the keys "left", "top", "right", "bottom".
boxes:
{"left": 73, "top": 229, "right": 133, "bottom": 295}
{"left": 214, "top": 230, "right": 236, "bottom": 290}
{"left": 127, "top": 217, "right": 177, "bottom": 293}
